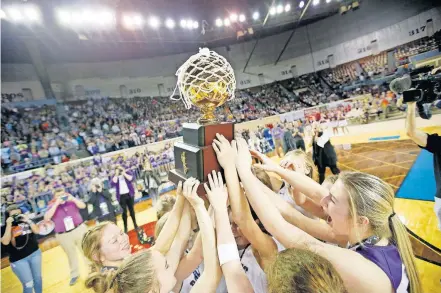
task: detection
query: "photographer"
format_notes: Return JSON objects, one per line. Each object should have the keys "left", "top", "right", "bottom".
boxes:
{"left": 44, "top": 187, "right": 87, "bottom": 286}
{"left": 111, "top": 165, "right": 139, "bottom": 233}
{"left": 88, "top": 178, "right": 116, "bottom": 223}
{"left": 406, "top": 102, "right": 441, "bottom": 230}
{"left": 1, "top": 204, "right": 42, "bottom": 293}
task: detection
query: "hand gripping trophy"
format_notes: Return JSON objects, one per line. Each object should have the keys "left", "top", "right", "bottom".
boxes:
{"left": 169, "top": 48, "right": 236, "bottom": 194}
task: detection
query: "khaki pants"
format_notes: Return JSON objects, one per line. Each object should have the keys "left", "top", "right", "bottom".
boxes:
{"left": 55, "top": 224, "right": 88, "bottom": 278}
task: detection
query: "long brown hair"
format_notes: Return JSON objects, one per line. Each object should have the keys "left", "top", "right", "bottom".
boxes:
{"left": 339, "top": 172, "right": 421, "bottom": 293}
{"left": 267, "top": 248, "right": 348, "bottom": 293}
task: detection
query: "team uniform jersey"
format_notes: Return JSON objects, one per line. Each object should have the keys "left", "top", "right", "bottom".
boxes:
{"left": 351, "top": 243, "right": 410, "bottom": 293}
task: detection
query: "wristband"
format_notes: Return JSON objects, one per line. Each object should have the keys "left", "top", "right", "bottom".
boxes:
{"left": 217, "top": 243, "right": 240, "bottom": 266}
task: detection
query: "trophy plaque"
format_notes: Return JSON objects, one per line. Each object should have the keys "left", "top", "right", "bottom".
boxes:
{"left": 169, "top": 48, "right": 236, "bottom": 195}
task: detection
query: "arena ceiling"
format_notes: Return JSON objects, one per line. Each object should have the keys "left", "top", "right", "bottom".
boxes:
{"left": 1, "top": 0, "right": 345, "bottom": 64}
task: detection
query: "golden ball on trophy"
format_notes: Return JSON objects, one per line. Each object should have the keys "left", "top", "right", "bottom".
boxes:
{"left": 172, "top": 48, "right": 236, "bottom": 125}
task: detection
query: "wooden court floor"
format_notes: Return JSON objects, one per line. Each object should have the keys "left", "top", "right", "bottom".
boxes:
{"left": 2, "top": 139, "right": 441, "bottom": 292}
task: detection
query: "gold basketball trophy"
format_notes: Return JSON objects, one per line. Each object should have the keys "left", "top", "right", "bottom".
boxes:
{"left": 169, "top": 48, "right": 236, "bottom": 195}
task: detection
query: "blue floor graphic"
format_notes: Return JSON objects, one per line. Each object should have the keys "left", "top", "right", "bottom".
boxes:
{"left": 396, "top": 149, "right": 436, "bottom": 201}
{"left": 368, "top": 135, "right": 401, "bottom": 141}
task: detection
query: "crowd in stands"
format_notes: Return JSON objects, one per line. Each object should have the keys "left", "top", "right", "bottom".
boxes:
{"left": 321, "top": 33, "right": 440, "bottom": 88}
{"left": 1, "top": 93, "right": 27, "bottom": 104}
{"left": 394, "top": 37, "right": 438, "bottom": 66}
{"left": 1, "top": 80, "right": 326, "bottom": 174}
{"left": 1, "top": 76, "right": 407, "bottom": 175}
{"left": 1, "top": 144, "right": 173, "bottom": 221}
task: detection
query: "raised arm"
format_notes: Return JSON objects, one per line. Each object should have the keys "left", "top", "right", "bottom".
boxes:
{"left": 213, "top": 134, "right": 277, "bottom": 266}
{"left": 182, "top": 179, "right": 221, "bottom": 293}
{"left": 112, "top": 168, "right": 120, "bottom": 184}
{"left": 153, "top": 181, "right": 186, "bottom": 255}
{"left": 235, "top": 138, "right": 392, "bottom": 293}
{"left": 68, "top": 194, "right": 86, "bottom": 209}
{"left": 406, "top": 102, "right": 428, "bottom": 147}
{"left": 1, "top": 217, "right": 13, "bottom": 245}
{"left": 166, "top": 200, "right": 192, "bottom": 273}
{"left": 235, "top": 138, "right": 319, "bottom": 249}
{"left": 44, "top": 198, "right": 61, "bottom": 221}
{"left": 20, "top": 214, "right": 40, "bottom": 235}
{"left": 251, "top": 150, "right": 328, "bottom": 206}
{"left": 254, "top": 178, "right": 346, "bottom": 245}
{"left": 291, "top": 188, "right": 327, "bottom": 219}
{"left": 122, "top": 169, "right": 133, "bottom": 182}
{"left": 204, "top": 171, "right": 254, "bottom": 293}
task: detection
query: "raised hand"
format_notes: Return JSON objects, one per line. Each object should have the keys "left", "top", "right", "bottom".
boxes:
{"left": 250, "top": 148, "right": 279, "bottom": 170}
{"left": 6, "top": 217, "right": 14, "bottom": 225}
{"left": 204, "top": 170, "right": 228, "bottom": 210}
{"left": 212, "top": 134, "right": 235, "bottom": 169}
{"left": 279, "top": 158, "right": 295, "bottom": 170}
{"left": 233, "top": 138, "right": 252, "bottom": 172}
{"left": 249, "top": 144, "right": 281, "bottom": 173}
{"left": 182, "top": 178, "right": 204, "bottom": 208}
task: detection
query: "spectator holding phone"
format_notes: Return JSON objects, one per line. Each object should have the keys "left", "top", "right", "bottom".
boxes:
{"left": 88, "top": 178, "right": 116, "bottom": 223}
{"left": 406, "top": 102, "right": 441, "bottom": 230}
{"left": 1, "top": 204, "right": 42, "bottom": 293}
{"left": 111, "top": 165, "right": 139, "bottom": 233}
{"left": 44, "top": 187, "right": 87, "bottom": 286}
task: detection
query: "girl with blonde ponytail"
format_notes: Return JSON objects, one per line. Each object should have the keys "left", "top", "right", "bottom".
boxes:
{"left": 233, "top": 137, "right": 422, "bottom": 293}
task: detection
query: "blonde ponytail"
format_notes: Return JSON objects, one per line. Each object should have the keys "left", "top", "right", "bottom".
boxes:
{"left": 389, "top": 215, "right": 422, "bottom": 293}
{"left": 85, "top": 267, "right": 117, "bottom": 293}
{"left": 339, "top": 172, "right": 422, "bottom": 293}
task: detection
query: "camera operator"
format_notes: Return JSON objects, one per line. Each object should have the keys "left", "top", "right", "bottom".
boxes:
{"left": 406, "top": 101, "right": 441, "bottom": 230}
{"left": 111, "top": 165, "right": 139, "bottom": 233}
{"left": 88, "top": 178, "right": 117, "bottom": 224}
{"left": 1, "top": 204, "right": 42, "bottom": 293}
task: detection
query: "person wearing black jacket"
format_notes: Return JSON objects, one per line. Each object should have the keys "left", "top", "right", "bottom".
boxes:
{"left": 1, "top": 204, "right": 42, "bottom": 293}
{"left": 312, "top": 127, "right": 340, "bottom": 184}
{"left": 88, "top": 178, "right": 117, "bottom": 223}
{"left": 406, "top": 102, "right": 441, "bottom": 230}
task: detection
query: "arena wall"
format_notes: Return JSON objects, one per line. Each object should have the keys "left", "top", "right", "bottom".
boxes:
{"left": 1, "top": 64, "right": 45, "bottom": 100}
{"left": 2, "top": 1, "right": 440, "bottom": 100}
{"left": 49, "top": 4, "right": 441, "bottom": 99}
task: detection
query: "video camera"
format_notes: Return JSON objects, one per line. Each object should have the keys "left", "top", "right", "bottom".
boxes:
{"left": 390, "top": 66, "right": 441, "bottom": 119}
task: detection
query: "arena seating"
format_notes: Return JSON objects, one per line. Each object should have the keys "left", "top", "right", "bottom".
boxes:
{"left": 394, "top": 37, "right": 439, "bottom": 66}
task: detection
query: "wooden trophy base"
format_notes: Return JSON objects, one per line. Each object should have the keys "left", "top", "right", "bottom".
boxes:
{"left": 169, "top": 122, "right": 234, "bottom": 196}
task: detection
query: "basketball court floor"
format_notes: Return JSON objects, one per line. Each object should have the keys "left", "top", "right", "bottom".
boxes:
{"left": 1, "top": 126, "right": 440, "bottom": 293}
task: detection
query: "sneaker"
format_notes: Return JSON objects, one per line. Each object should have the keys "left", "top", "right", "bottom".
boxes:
{"left": 69, "top": 276, "right": 79, "bottom": 286}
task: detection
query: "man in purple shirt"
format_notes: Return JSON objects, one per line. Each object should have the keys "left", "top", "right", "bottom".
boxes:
{"left": 111, "top": 165, "right": 138, "bottom": 233}
{"left": 44, "top": 187, "right": 87, "bottom": 286}
{"left": 272, "top": 124, "right": 285, "bottom": 158}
